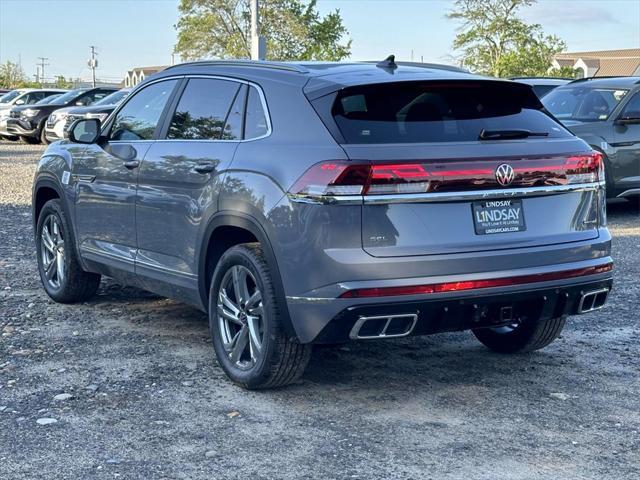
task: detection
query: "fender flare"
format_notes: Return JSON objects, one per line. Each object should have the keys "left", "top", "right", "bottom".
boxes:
{"left": 198, "top": 211, "right": 297, "bottom": 339}
{"left": 32, "top": 175, "right": 86, "bottom": 269}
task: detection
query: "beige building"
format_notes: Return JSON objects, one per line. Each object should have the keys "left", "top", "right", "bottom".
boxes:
{"left": 552, "top": 48, "right": 640, "bottom": 78}
{"left": 123, "top": 66, "right": 168, "bottom": 88}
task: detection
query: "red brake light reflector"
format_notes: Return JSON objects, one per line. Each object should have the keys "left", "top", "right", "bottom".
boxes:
{"left": 339, "top": 262, "right": 613, "bottom": 298}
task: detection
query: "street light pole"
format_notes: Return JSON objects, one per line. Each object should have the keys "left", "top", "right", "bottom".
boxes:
{"left": 250, "top": 0, "right": 266, "bottom": 60}
{"left": 88, "top": 46, "right": 98, "bottom": 87}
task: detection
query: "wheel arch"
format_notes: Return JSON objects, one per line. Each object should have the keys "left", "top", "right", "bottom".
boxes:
{"left": 198, "top": 212, "right": 297, "bottom": 339}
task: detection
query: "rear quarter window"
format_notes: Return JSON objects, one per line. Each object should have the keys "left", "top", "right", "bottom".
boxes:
{"left": 329, "top": 81, "right": 570, "bottom": 144}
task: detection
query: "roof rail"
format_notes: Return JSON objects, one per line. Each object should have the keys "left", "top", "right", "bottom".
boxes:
{"left": 164, "top": 59, "right": 309, "bottom": 74}
{"left": 568, "top": 75, "right": 640, "bottom": 84}
{"left": 510, "top": 76, "right": 574, "bottom": 81}
{"left": 363, "top": 60, "right": 468, "bottom": 73}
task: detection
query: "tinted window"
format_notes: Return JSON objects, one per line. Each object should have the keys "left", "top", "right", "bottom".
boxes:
{"left": 110, "top": 80, "right": 178, "bottom": 141}
{"left": 543, "top": 86, "right": 629, "bottom": 121}
{"left": 620, "top": 93, "right": 640, "bottom": 119}
{"left": 94, "top": 89, "right": 129, "bottom": 106}
{"left": 23, "top": 92, "right": 46, "bottom": 104}
{"left": 531, "top": 85, "right": 556, "bottom": 98}
{"left": 244, "top": 86, "right": 268, "bottom": 139}
{"left": 331, "top": 81, "right": 567, "bottom": 144}
{"left": 167, "top": 78, "right": 240, "bottom": 140}
{"left": 0, "top": 90, "right": 23, "bottom": 104}
{"left": 222, "top": 84, "right": 246, "bottom": 140}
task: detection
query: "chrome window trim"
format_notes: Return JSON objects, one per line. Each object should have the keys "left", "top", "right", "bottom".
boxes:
{"left": 288, "top": 182, "right": 601, "bottom": 205}
{"left": 105, "top": 73, "right": 272, "bottom": 144}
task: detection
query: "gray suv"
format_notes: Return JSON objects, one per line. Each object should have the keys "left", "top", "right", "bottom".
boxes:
{"left": 32, "top": 60, "right": 613, "bottom": 389}
{"left": 542, "top": 76, "right": 640, "bottom": 200}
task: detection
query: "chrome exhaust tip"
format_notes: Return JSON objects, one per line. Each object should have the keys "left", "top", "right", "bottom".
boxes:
{"left": 577, "top": 288, "right": 609, "bottom": 314}
{"left": 349, "top": 313, "right": 418, "bottom": 340}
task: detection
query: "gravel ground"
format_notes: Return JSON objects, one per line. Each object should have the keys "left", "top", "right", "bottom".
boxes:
{"left": 1, "top": 141, "right": 639, "bottom": 480}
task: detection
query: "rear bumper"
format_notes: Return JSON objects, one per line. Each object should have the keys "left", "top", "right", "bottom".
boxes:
{"left": 286, "top": 257, "right": 613, "bottom": 343}
{"left": 313, "top": 277, "right": 612, "bottom": 343}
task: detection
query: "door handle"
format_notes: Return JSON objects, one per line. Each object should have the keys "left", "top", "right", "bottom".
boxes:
{"left": 194, "top": 163, "right": 216, "bottom": 174}
{"left": 123, "top": 160, "right": 140, "bottom": 169}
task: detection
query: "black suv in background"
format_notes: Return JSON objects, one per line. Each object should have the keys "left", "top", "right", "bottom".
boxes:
{"left": 542, "top": 76, "right": 640, "bottom": 200}
{"left": 45, "top": 89, "right": 130, "bottom": 142}
{"left": 7, "top": 86, "right": 117, "bottom": 144}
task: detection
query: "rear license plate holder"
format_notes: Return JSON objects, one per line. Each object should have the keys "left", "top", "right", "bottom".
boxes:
{"left": 472, "top": 199, "right": 526, "bottom": 235}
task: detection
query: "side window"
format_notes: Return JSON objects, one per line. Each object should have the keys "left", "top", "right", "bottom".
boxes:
{"left": 167, "top": 78, "right": 240, "bottom": 140}
{"left": 244, "top": 86, "right": 269, "bottom": 139}
{"left": 620, "top": 93, "right": 640, "bottom": 119}
{"left": 222, "top": 84, "right": 246, "bottom": 140}
{"left": 110, "top": 80, "right": 178, "bottom": 141}
{"left": 24, "top": 92, "right": 44, "bottom": 104}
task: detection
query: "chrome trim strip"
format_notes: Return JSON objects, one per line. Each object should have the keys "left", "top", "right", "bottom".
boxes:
{"left": 288, "top": 183, "right": 600, "bottom": 205}
{"left": 136, "top": 259, "right": 197, "bottom": 278}
{"left": 364, "top": 183, "right": 600, "bottom": 204}
{"left": 617, "top": 188, "right": 640, "bottom": 198}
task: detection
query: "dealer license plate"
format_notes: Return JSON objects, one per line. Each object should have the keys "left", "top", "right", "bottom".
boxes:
{"left": 472, "top": 199, "right": 526, "bottom": 235}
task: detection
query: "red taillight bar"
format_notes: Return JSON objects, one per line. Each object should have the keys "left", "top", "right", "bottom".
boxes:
{"left": 289, "top": 152, "right": 603, "bottom": 198}
{"left": 339, "top": 262, "right": 613, "bottom": 298}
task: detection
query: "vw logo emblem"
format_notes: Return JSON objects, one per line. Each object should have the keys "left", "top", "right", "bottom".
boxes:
{"left": 495, "top": 164, "right": 515, "bottom": 186}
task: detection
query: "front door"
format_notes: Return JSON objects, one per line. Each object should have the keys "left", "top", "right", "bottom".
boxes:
{"left": 135, "top": 77, "right": 246, "bottom": 304}
{"left": 74, "top": 79, "right": 180, "bottom": 274}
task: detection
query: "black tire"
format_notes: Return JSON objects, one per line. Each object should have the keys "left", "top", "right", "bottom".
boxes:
{"left": 35, "top": 199, "right": 101, "bottom": 303}
{"left": 40, "top": 125, "right": 50, "bottom": 145}
{"left": 20, "top": 135, "right": 39, "bottom": 144}
{"left": 472, "top": 315, "right": 566, "bottom": 353}
{"left": 208, "top": 243, "right": 312, "bottom": 389}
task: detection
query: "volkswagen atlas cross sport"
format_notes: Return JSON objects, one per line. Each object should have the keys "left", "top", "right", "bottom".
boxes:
{"left": 32, "top": 58, "right": 613, "bottom": 389}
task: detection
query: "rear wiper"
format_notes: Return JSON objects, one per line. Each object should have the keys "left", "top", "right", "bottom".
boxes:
{"left": 478, "top": 129, "right": 549, "bottom": 140}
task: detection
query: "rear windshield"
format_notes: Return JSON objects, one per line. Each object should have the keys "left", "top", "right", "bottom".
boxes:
{"left": 330, "top": 81, "right": 570, "bottom": 144}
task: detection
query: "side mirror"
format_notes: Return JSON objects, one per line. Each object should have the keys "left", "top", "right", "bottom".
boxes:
{"left": 69, "top": 118, "right": 101, "bottom": 144}
{"left": 75, "top": 100, "right": 85, "bottom": 106}
{"left": 15, "top": 99, "right": 25, "bottom": 105}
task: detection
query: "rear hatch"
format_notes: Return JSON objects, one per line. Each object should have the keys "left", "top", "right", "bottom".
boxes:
{"left": 303, "top": 79, "right": 603, "bottom": 257}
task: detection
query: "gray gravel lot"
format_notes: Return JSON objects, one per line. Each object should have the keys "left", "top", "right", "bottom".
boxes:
{"left": 1, "top": 141, "right": 639, "bottom": 480}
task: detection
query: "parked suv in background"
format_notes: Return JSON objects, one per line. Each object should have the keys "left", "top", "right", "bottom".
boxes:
{"left": 32, "top": 60, "right": 613, "bottom": 389}
{"left": 0, "top": 88, "right": 66, "bottom": 140}
{"left": 511, "top": 77, "right": 571, "bottom": 99}
{"left": 542, "top": 76, "right": 640, "bottom": 200}
{"left": 7, "top": 86, "right": 116, "bottom": 144}
{"left": 45, "top": 88, "right": 130, "bottom": 142}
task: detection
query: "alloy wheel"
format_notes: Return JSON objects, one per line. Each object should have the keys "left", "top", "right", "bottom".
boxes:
{"left": 217, "top": 265, "right": 265, "bottom": 370}
{"left": 40, "top": 214, "right": 65, "bottom": 289}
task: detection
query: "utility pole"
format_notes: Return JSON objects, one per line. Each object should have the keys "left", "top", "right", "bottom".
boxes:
{"left": 88, "top": 46, "right": 98, "bottom": 87}
{"left": 250, "top": 0, "right": 266, "bottom": 60}
{"left": 37, "top": 57, "right": 49, "bottom": 86}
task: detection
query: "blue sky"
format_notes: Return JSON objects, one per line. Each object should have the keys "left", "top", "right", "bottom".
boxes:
{"left": 0, "top": 0, "right": 638, "bottom": 83}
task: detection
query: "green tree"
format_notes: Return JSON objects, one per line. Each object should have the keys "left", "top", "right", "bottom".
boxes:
{"left": 54, "top": 75, "right": 73, "bottom": 89}
{"left": 0, "top": 60, "right": 28, "bottom": 88}
{"left": 175, "top": 0, "right": 351, "bottom": 61}
{"left": 447, "top": 0, "right": 574, "bottom": 78}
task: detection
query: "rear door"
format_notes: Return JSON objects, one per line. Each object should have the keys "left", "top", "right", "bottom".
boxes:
{"left": 134, "top": 77, "right": 245, "bottom": 297}
{"left": 612, "top": 91, "right": 640, "bottom": 192}
{"left": 322, "top": 80, "right": 602, "bottom": 257}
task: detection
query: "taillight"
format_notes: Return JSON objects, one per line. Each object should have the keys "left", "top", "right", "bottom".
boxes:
{"left": 289, "top": 162, "right": 433, "bottom": 196}
{"left": 289, "top": 152, "right": 603, "bottom": 199}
